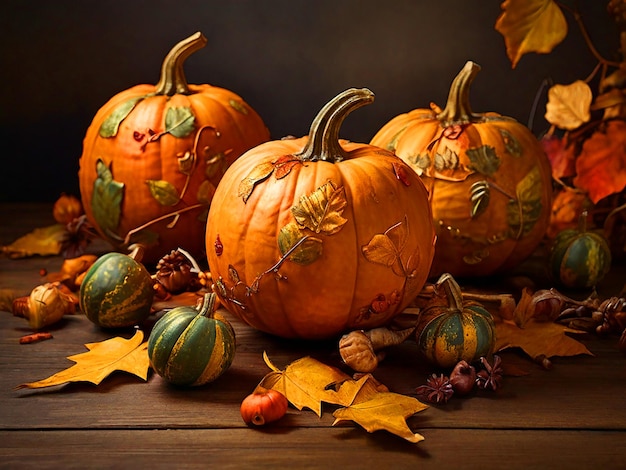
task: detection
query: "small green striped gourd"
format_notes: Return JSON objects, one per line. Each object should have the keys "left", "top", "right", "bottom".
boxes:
{"left": 416, "top": 273, "right": 496, "bottom": 369}
{"left": 550, "top": 212, "right": 611, "bottom": 289}
{"left": 148, "top": 293, "right": 236, "bottom": 386}
{"left": 79, "top": 249, "right": 154, "bottom": 328}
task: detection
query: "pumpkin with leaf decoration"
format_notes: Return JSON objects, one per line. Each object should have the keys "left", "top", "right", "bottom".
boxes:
{"left": 371, "top": 61, "right": 553, "bottom": 278}
{"left": 78, "top": 32, "right": 269, "bottom": 265}
{"left": 206, "top": 88, "right": 436, "bottom": 340}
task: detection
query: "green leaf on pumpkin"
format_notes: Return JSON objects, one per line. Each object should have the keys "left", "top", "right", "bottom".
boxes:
{"left": 99, "top": 97, "right": 145, "bottom": 138}
{"left": 92, "top": 159, "right": 124, "bottom": 236}
{"left": 165, "top": 106, "right": 195, "bottom": 138}
{"left": 197, "top": 180, "right": 217, "bottom": 204}
{"left": 278, "top": 222, "right": 323, "bottom": 265}
{"left": 146, "top": 180, "right": 180, "bottom": 206}
{"left": 506, "top": 166, "right": 545, "bottom": 239}
{"left": 466, "top": 145, "right": 501, "bottom": 177}
{"left": 229, "top": 99, "right": 248, "bottom": 115}
{"left": 470, "top": 180, "right": 490, "bottom": 218}
{"left": 499, "top": 129, "right": 522, "bottom": 157}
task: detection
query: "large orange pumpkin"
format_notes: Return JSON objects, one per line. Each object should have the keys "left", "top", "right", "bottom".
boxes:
{"left": 371, "top": 61, "right": 553, "bottom": 278}
{"left": 206, "top": 88, "right": 436, "bottom": 340}
{"left": 78, "top": 32, "right": 269, "bottom": 265}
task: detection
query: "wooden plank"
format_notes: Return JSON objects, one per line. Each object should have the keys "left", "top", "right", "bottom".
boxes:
{"left": 0, "top": 428, "right": 624, "bottom": 469}
{"left": 2, "top": 311, "right": 626, "bottom": 431}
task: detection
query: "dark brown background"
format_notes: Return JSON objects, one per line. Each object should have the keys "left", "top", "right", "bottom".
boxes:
{"left": 0, "top": 0, "right": 616, "bottom": 202}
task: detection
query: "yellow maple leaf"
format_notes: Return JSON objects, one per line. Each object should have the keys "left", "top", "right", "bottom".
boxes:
{"left": 1, "top": 224, "right": 67, "bottom": 259}
{"left": 332, "top": 392, "right": 427, "bottom": 444}
{"left": 495, "top": 0, "right": 568, "bottom": 68}
{"left": 259, "top": 353, "right": 428, "bottom": 443}
{"left": 495, "top": 319, "right": 593, "bottom": 362}
{"left": 259, "top": 353, "right": 353, "bottom": 416}
{"left": 545, "top": 81, "right": 593, "bottom": 130}
{"left": 16, "top": 330, "right": 150, "bottom": 389}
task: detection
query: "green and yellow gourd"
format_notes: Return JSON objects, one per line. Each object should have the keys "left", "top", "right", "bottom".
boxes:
{"left": 416, "top": 273, "right": 496, "bottom": 369}
{"left": 79, "top": 247, "right": 154, "bottom": 329}
{"left": 148, "top": 292, "right": 236, "bottom": 386}
{"left": 550, "top": 211, "right": 612, "bottom": 289}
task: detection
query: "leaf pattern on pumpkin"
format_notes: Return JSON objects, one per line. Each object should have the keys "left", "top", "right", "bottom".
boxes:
{"left": 165, "top": 106, "right": 196, "bottom": 138}
{"left": 466, "top": 145, "right": 501, "bottom": 176}
{"left": 278, "top": 222, "right": 323, "bottom": 265}
{"left": 238, "top": 155, "right": 304, "bottom": 203}
{"left": 146, "top": 180, "right": 181, "bottom": 206}
{"left": 506, "top": 166, "right": 545, "bottom": 239}
{"left": 499, "top": 129, "right": 522, "bottom": 157}
{"left": 361, "top": 217, "right": 410, "bottom": 277}
{"left": 469, "top": 180, "right": 490, "bottom": 218}
{"left": 238, "top": 161, "right": 276, "bottom": 203}
{"left": 434, "top": 147, "right": 459, "bottom": 172}
{"left": 92, "top": 159, "right": 124, "bottom": 237}
{"left": 291, "top": 180, "right": 347, "bottom": 235}
{"left": 99, "top": 96, "right": 147, "bottom": 138}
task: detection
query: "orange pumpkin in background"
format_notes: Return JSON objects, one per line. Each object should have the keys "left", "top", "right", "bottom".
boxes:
{"left": 78, "top": 32, "right": 269, "bottom": 265}
{"left": 206, "top": 88, "right": 436, "bottom": 340}
{"left": 371, "top": 61, "right": 553, "bottom": 278}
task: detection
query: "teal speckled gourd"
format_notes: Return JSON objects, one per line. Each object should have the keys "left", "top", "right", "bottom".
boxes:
{"left": 148, "top": 293, "right": 236, "bottom": 386}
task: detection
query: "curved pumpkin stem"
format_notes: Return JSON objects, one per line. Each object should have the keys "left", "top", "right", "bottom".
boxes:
{"left": 298, "top": 88, "right": 375, "bottom": 163}
{"left": 435, "top": 273, "right": 464, "bottom": 312}
{"left": 436, "top": 61, "right": 482, "bottom": 127}
{"left": 155, "top": 32, "right": 207, "bottom": 96}
{"left": 197, "top": 292, "right": 218, "bottom": 318}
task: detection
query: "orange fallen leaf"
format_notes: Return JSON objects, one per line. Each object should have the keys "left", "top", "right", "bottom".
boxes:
{"left": 16, "top": 330, "right": 149, "bottom": 390}
{"left": 259, "top": 353, "right": 427, "bottom": 443}
{"left": 495, "top": 0, "right": 568, "bottom": 68}
{"left": 495, "top": 319, "right": 593, "bottom": 362}
{"left": 333, "top": 390, "right": 427, "bottom": 444}
{"left": 258, "top": 352, "right": 358, "bottom": 417}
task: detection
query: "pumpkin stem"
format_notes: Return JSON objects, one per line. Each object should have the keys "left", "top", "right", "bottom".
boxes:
{"left": 197, "top": 292, "right": 218, "bottom": 318}
{"left": 436, "top": 61, "right": 482, "bottom": 127}
{"left": 127, "top": 243, "right": 145, "bottom": 262}
{"left": 155, "top": 32, "right": 207, "bottom": 96}
{"left": 436, "top": 273, "right": 464, "bottom": 312}
{"left": 298, "top": 88, "right": 375, "bottom": 163}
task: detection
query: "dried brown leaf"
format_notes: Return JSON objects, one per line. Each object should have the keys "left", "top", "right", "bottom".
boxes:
{"left": 495, "top": 0, "right": 567, "bottom": 68}
{"left": 545, "top": 81, "right": 592, "bottom": 130}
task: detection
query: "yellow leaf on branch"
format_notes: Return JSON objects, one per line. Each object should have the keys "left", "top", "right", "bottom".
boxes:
{"left": 495, "top": 0, "right": 568, "bottom": 68}
{"left": 16, "top": 330, "right": 150, "bottom": 390}
{"left": 545, "top": 81, "right": 593, "bottom": 130}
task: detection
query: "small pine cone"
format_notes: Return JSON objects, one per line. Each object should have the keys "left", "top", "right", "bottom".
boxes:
{"left": 155, "top": 250, "right": 195, "bottom": 294}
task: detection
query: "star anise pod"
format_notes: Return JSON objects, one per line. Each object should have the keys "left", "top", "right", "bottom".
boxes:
{"left": 476, "top": 355, "right": 503, "bottom": 392}
{"left": 415, "top": 373, "right": 453, "bottom": 404}
{"left": 155, "top": 249, "right": 197, "bottom": 294}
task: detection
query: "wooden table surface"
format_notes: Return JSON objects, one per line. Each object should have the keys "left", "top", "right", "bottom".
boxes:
{"left": 1, "top": 203, "right": 626, "bottom": 469}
